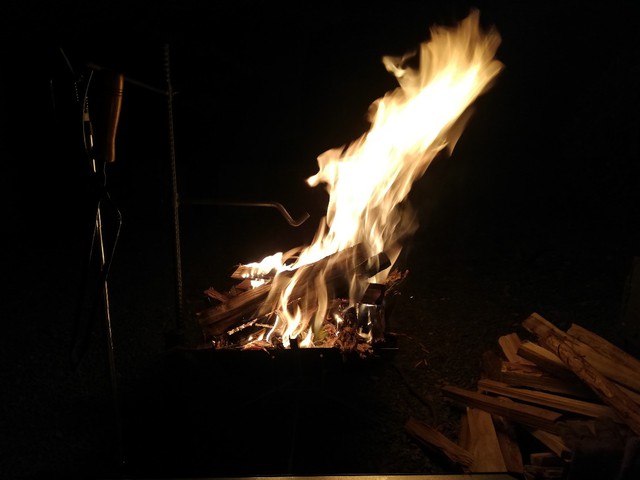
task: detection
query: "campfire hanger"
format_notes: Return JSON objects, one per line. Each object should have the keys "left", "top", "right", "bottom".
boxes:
{"left": 61, "top": 45, "right": 177, "bottom": 473}
{"left": 57, "top": 46, "right": 127, "bottom": 472}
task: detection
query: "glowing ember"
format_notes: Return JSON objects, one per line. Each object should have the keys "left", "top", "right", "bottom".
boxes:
{"left": 210, "top": 10, "right": 503, "bottom": 350}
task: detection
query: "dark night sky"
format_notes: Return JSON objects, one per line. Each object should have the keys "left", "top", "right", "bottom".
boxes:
{"left": 2, "top": 1, "right": 639, "bottom": 256}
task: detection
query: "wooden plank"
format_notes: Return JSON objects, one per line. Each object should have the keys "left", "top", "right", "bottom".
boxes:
{"left": 465, "top": 407, "right": 508, "bottom": 472}
{"left": 404, "top": 416, "right": 474, "bottom": 467}
{"left": 523, "top": 313, "right": 640, "bottom": 435}
{"left": 477, "top": 379, "right": 616, "bottom": 420}
{"left": 498, "top": 333, "right": 535, "bottom": 365}
{"left": 442, "top": 385, "right": 563, "bottom": 433}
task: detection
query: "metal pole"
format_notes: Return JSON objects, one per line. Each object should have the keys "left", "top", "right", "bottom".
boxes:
{"left": 164, "top": 44, "right": 185, "bottom": 335}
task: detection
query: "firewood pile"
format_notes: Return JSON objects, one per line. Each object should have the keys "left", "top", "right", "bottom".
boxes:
{"left": 405, "top": 312, "right": 640, "bottom": 479}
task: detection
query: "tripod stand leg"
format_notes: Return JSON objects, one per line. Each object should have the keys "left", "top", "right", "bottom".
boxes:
{"left": 95, "top": 203, "right": 126, "bottom": 472}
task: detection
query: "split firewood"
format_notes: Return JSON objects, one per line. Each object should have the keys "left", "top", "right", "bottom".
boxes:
{"left": 517, "top": 340, "right": 577, "bottom": 381}
{"left": 567, "top": 323, "right": 640, "bottom": 375}
{"left": 404, "top": 416, "right": 474, "bottom": 468}
{"left": 523, "top": 313, "right": 640, "bottom": 436}
{"left": 203, "top": 287, "right": 231, "bottom": 303}
{"left": 482, "top": 349, "right": 595, "bottom": 400}
{"left": 493, "top": 413, "right": 525, "bottom": 475}
{"left": 499, "top": 332, "right": 535, "bottom": 365}
{"left": 618, "top": 384, "right": 640, "bottom": 405}
{"left": 524, "top": 312, "right": 640, "bottom": 394}
{"left": 197, "top": 244, "right": 390, "bottom": 338}
{"left": 442, "top": 385, "right": 564, "bottom": 433}
{"left": 197, "top": 282, "right": 272, "bottom": 337}
{"left": 477, "top": 379, "right": 617, "bottom": 420}
{"left": 525, "top": 428, "right": 573, "bottom": 460}
{"left": 463, "top": 406, "right": 508, "bottom": 473}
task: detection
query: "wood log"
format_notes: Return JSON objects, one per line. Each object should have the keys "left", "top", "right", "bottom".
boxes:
{"left": 198, "top": 244, "right": 390, "bottom": 337}
{"left": 464, "top": 407, "right": 508, "bottom": 472}
{"left": 498, "top": 332, "right": 535, "bottom": 365}
{"left": 404, "top": 416, "right": 474, "bottom": 467}
{"left": 523, "top": 313, "right": 640, "bottom": 435}
{"left": 477, "top": 379, "right": 616, "bottom": 420}
{"left": 442, "top": 385, "right": 564, "bottom": 433}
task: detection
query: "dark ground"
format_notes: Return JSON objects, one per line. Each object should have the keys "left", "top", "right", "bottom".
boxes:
{"left": 2, "top": 1, "right": 640, "bottom": 479}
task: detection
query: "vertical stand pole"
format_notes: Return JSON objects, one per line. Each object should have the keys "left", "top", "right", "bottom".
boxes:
{"left": 164, "top": 44, "right": 185, "bottom": 336}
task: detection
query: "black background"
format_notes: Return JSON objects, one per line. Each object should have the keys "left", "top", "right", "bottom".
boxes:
{"left": 2, "top": 1, "right": 640, "bottom": 479}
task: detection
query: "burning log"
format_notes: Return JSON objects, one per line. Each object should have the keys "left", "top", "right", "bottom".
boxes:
{"left": 197, "top": 244, "right": 391, "bottom": 339}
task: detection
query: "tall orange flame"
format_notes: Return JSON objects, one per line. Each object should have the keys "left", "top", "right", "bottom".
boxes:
{"left": 245, "top": 10, "right": 502, "bottom": 348}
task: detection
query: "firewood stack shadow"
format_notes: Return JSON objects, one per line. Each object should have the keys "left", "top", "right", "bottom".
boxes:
{"left": 404, "top": 312, "right": 640, "bottom": 479}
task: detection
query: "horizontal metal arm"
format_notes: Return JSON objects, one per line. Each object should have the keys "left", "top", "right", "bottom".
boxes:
{"left": 180, "top": 198, "right": 310, "bottom": 227}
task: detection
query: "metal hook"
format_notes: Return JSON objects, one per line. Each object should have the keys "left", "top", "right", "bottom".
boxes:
{"left": 180, "top": 198, "right": 310, "bottom": 227}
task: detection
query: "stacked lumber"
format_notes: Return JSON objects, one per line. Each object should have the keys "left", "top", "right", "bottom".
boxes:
{"left": 405, "top": 312, "right": 640, "bottom": 479}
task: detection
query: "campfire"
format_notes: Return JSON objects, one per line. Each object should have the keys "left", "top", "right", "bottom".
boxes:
{"left": 197, "top": 10, "right": 503, "bottom": 353}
